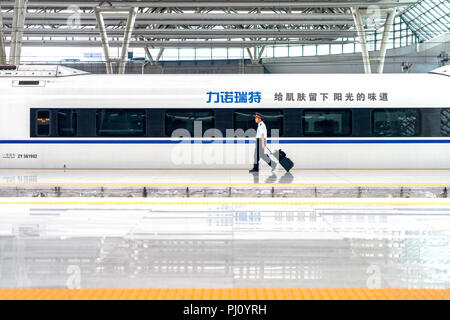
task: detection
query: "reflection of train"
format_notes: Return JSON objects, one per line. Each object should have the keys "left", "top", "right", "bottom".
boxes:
{"left": 0, "top": 65, "right": 449, "bottom": 169}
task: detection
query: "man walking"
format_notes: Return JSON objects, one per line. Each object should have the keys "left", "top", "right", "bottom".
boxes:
{"left": 249, "top": 113, "right": 277, "bottom": 173}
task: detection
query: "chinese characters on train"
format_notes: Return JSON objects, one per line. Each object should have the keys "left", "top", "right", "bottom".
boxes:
{"left": 206, "top": 91, "right": 389, "bottom": 103}
{"left": 273, "top": 92, "right": 389, "bottom": 102}
{"left": 206, "top": 91, "right": 262, "bottom": 104}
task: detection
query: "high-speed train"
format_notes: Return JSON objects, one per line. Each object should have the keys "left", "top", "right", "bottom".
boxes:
{"left": 0, "top": 64, "right": 449, "bottom": 169}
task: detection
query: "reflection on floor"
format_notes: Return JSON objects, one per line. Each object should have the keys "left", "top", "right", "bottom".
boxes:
{"left": 1, "top": 169, "right": 450, "bottom": 185}
{"left": 0, "top": 198, "right": 448, "bottom": 289}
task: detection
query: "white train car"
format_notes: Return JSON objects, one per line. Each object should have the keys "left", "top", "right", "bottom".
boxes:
{"left": 0, "top": 64, "right": 449, "bottom": 169}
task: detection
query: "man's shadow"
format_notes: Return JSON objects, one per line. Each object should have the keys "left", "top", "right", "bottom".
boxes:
{"left": 278, "top": 172, "right": 294, "bottom": 183}
{"left": 251, "top": 171, "right": 260, "bottom": 184}
{"left": 265, "top": 172, "right": 277, "bottom": 183}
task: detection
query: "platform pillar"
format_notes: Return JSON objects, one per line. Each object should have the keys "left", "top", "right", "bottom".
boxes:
{"left": 0, "top": 5, "right": 6, "bottom": 64}
{"left": 118, "top": 7, "right": 137, "bottom": 74}
{"left": 377, "top": 8, "right": 397, "bottom": 73}
{"left": 95, "top": 7, "right": 137, "bottom": 74}
{"left": 9, "top": 0, "right": 28, "bottom": 65}
{"left": 351, "top": 7, "right": 372, "bottom": 74}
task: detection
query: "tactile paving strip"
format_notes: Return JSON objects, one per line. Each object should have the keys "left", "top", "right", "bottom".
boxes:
{"left": 0, "top": 288, "right": 448, "bottom": 300}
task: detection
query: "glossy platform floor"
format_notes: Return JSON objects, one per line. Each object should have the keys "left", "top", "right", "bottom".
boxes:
{"left": 2, "top": 168, "right": 450, "bottom": 185}
{"left": 2, "top": 169, "right": 450, "bottom": 198}
{"left": 0, "top": 198, "right": 448, "bottom": 289}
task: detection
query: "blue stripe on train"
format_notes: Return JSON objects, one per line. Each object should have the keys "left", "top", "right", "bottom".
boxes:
{"left": 1, "top": 139, "right": 450, "bottom": 144}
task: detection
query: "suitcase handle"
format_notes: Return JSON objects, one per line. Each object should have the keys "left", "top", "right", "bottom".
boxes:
{"left": 265, "top": 146, "right": 274, "bottom": 155}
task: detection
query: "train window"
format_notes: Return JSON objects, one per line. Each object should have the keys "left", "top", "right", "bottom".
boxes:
{"left": 96, "top": 109, "right": 146, "bottom": 137}
{"left": 36, "top": 110, "right": 51, "bottom": 136}
{"left": 372, "top": 109, "right": 420, "bottom": 137}
{"left": 57, "top": 109, "right": 77, "bottom": 137}
{"left": 303, "top": 109, "right": 352, "bottom": 136}
{"left": 440, "top": 109, "right": 450, "bottom": 136}
{"left": 165, "top": 110, "right": 214, "bottom": 137}
{"left": 234, "top": 110, "right": 283, "bottom": 137}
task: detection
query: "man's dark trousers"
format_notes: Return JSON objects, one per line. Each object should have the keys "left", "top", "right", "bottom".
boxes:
{"left": 253, "top": 138, "right": 272, "bottom": 169}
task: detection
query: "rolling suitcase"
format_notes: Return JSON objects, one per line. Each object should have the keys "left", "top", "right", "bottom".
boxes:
{"left": 266, "top": 147, "right": 294, "bottom": 172}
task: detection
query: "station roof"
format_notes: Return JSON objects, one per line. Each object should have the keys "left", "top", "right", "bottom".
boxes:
{"left": 400, "top": 0, "right": 449, "bottom": 41}
{"left": 0, "top": 0, "right": 427, "bottom": 48}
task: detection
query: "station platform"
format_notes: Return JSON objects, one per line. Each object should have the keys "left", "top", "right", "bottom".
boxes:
{"left": 0, "top": 197, "right": 448, "bottom": 299}
{"left": 1, "top": 169, "right": 450, "bottom": 198}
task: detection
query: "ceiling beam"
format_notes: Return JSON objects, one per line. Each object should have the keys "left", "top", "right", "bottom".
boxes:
{"left": 0, "top": 1, "right": 417, "bottom": 9}
{"left": 1, "top": 28, "right": 358, "bottom": 38}
{"left": 0, "top": 12, "right": 355, "bottom": 23}
{"left": 1, "top": 16, "right": 356, "bottom": 26}
{"left": 15, "top": 39, "right": 351, "bottom": 48}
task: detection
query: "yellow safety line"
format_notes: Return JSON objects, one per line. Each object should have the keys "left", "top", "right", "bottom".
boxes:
{"left": 1, "top": 182, "right": 450, "bottom": 186}
{"left": 1, "top": 201, "right": 450, "bottom": 205}
{"left": 0, "top": 288, "right": 448, "bottom": 300}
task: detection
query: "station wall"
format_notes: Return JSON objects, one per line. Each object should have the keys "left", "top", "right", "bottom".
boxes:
{"left": 263, "top": 34, "right": 449, "bottom": 74}
{"left": 60, "top": 34, "right": 448, "bottom": 75}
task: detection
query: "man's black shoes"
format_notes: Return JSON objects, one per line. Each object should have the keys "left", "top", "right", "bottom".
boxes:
{"left": 249, "top": 168, "right": 259, "bottom": 173}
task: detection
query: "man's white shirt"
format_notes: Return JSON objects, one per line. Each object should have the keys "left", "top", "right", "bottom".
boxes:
{"left": 256, "top": 121, "right": 267, "bottom": 139}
